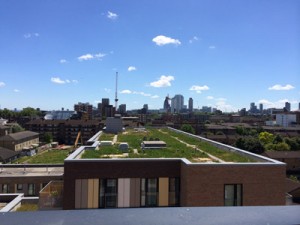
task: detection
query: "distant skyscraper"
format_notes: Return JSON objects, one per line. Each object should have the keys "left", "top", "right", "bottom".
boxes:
{"left": 163, "top": 96, "right": 171, "bottom": 113}
{"left": 101, "top": 98, "right": 110, "bottom": 117}
{"left": 285, "top": 102, "right": 291, "bottom": 112}
{"left": 259, "top": 103, "right": 263, "bottom": 113}
{"left": 119, "top": 104, "right": 126, "bottom": 115}
{"left": 188, "top": 98, "right": 193, "bottom": 113}
{"left": 171, "top": 94, "right": 184, "bottom": 113}
{"left": 299, "top": 102, "right": 300, "bottom": 110}
{"left": 143, "top": 104, "right": 148, "bottom": 111}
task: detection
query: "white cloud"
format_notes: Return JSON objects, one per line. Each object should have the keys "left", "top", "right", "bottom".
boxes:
{"left": 150, "top": 75, "right": 174, "bottom": 88}
{"left": 51, "top": 77, "right": 77, "bottom": 84}
{"left": 120, "top": 90, "right": 132, "bottom": 94}
{"left": 151, "top": 95, "right": 159, "bottom": 99}
{"left": 104, "top": 88, "right": 111, "bottom": 93}
{"left": 189, "top": 36, "right": 199, "bottom": 44}
{"left": 51, "top": 77, "right": 66, "bottom": 84}
{"left": 78, "top": 53, "right": 106, "bottom": 61}
{"left": 60, "top": 59, "right": 67, "bottom": 64}
{"left": 120, "top": 89, "right": 158, "bottom": 98}
{"left": 152, "top": 35, "right": 181, "bottom": 46}
{"left": 128, "top": 66, "right": 137, "bottom": 72}
{"left": 0, "top": 82, "right": 5, "bottom": 87}
{"left": 268, "top": 84, "right": 295, "bottom": 91}
{"left": 24, "top": 33, "right": 39, "bottom": 39}
{"left": 189, "top": 85, "right": 209, "bottom": 93}
{"left": 107, "top": 11, "right": 118, "bottom": 20}
{"left": 207, "top": 96, "right": 214, "bottom": 100}
{"left": 13, "top": 89, "right": 20, "bottom": 92}
{"left": 209, "top": 45, "right": 216, "bottom": 49}
{"left": 258, "top": 99, "right": 297, "bottom": 109}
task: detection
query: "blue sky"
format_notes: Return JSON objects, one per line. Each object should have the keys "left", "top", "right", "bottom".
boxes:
{"left": 0, "top": 0, "right": 299, "bottom": 112}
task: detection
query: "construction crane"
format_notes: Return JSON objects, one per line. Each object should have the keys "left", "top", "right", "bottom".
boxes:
{"left": 74, "top": 131, "right": 83, "bottom": 148}
{"left": 115, "top": 72, "right": 119, "bottom": 111}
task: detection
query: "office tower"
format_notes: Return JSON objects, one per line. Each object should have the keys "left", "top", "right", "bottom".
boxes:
{"left": 143, "top": 104, "right": 148, "bottom": 111}
{"left": 101, "top": 98, "right": 110, "bottom": 117}
{"left": 119, "top": 104, "right": 126, "bottom": 115}
{"left": 188, "top": 98, "right": 193, "bottom": 113}
{"left": 285, "top": 102, "right": 291, "bottom": 112}
{"left": 171, "top": 94, "right": 184, "bottom": 113}
{"left": 259, "top": 103, "right": 263, "bottom": 113}
{"left": 163, "top": 96, "right": 171, "bottom": 113}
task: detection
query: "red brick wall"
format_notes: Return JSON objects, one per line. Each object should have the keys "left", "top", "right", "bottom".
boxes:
{"left": 180, "top": 163, "right": 286, "bottom": 206}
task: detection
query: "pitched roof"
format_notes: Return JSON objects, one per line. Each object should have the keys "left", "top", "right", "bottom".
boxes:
{"left": 286, "top": 178, "right": 300, "bottom": 193}
{"left": 263, "top": 151, "right": 300, "bottom": 159}
{"left": 0, "top": 147, "right": 19, "bottom": 161}
{"left": 0, "top": 131, "right": 39, "bottom": 141}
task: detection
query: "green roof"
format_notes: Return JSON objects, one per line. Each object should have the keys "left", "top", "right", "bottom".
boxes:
{"left": 81, "top": 128, "right": 255, "bottom": 163}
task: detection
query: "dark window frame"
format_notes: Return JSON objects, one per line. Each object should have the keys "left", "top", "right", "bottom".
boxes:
{"left": 99, "top": 178, "right": 118, "bottom": 208}
{"left": 224, "top": 184, "right": 243, "bottom": 206}
{"left": 28, "top": 183, "right": 35, "bottom": 196}
{"left": 140, "top": 178, "right": 158, "bottom": 207}
{"left": 17, "top": 184, "right": 23, "bottom": 190}
{"left": 169, "top": 177, "right": 180, "bottom": 207}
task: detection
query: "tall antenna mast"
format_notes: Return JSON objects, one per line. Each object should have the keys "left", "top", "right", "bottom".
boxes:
{"left": 115, "top": 72, "right": 119, "bottom": 110}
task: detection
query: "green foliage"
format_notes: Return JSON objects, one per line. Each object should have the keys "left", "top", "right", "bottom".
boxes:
{"left": 11, "top": 124, "right": 24, "bottom": 133}
{"left": 284, "top": 137, "right": 300, "bottom": 151}
{"left": 19, "top": 107, "right": 41, "bottom": 117}
{"left": 44, "top": 132, "right": 53, "bottom": 143}
{"left": 19, "top": 150, "right": 69, "bottom": 164}
{"left": 258, "top": 132, "right": 274, "bottom": 145}
{"left": 16, "top": 204, "right": 38, "bottom": 212}
{"left": 180, "top": 124, "right": 195, "bottom": 134}
{"left": 235, "top": 137, "right": 265, "bottom": 154}
{"left": 273, "top": 134, "right": 283, "bottom": 144}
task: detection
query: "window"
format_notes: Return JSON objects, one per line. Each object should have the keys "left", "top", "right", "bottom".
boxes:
{"left": 2, "top": 184, "right": 9, "bottom": 193}
{"left": 28, "top": 184, "right": 35, "bottom": 196}
{"left": 169, "top": 178, "right": 180, "bottom": 206}
{"left": 224, "top": 184, "right": 242, "bottom": 206}
{"left": 17, "top": 184, "right": 23, "bottom": 190}
{"left": 99, "top": 179, "right": 117, "bottom": 208}
{"left": 141, "top": 178, "right": 158, "bottom": 207}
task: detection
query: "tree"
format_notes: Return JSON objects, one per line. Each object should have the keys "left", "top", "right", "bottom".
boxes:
{"left": 44, "top": 132, "right": 53, "bottom": 143}
{"left": 235, "top": 137, "right": 265, "bottom": 154}
{"left": 273, "top": 142, "right": 290, "bottom": 151}
{"left": 11, "top": 124, "right": 24, "bottom": 133}
{"left": 273, "top": 134, "right": 283, "bottom": 144}
{"left": 284, "top": 137, "right": 300, "bottom": 151}
{"left": 181, "top": 124, "right": 195, "bottom": 134}
{"left": 258, "top": 132, "right": 274, "bottom": 146}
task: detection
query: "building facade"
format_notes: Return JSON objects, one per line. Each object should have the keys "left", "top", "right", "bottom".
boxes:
{"left": 63, "top": 158, "right": 285, "bottom": 210}
{"left": 25, "top": 119, "right": 103, "bottom": 145}
{"left": 171, "top": 95, "right": 184, "bottom": 114}
{"left": 188, "top": 98, "right": 193, "bottom": 113}
{"left": 0, "top": 131, "right": 39, "bottom": 151}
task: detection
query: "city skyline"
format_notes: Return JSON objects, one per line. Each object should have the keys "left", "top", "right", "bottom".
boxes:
{"left": 0, "top": 0, "right": 299, "bottom": 111}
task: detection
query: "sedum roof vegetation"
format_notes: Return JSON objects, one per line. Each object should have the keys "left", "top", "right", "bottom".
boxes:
{"left": 81, "top": 128, "right": 255, "bottom": 163}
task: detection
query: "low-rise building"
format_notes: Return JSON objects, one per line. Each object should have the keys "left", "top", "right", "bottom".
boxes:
{"left": 0, "top": 131, "right": 39, "bottom": 151}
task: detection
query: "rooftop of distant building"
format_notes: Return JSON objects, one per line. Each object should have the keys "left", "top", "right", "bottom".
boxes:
{"left": 67, "top": 127, "right": 281, "bottom": 164}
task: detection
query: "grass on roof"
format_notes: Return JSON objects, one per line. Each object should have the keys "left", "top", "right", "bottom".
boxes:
{"left": 13, "top": 150, "right": 69, "bottom": 164}
{"left": 162, "top": 128, "right": 254, "bottom": 162}
{"left": 82, "top": 128, "right": 209, "bottom": 161}
{"left": 16, "top": 204, "right": 38, "bottom": 212}
{"left": 98, "top": 132, "right": 115, "bottom": 141}
{"left": 83, "top": 128, "right": 255, "bottom": 162}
